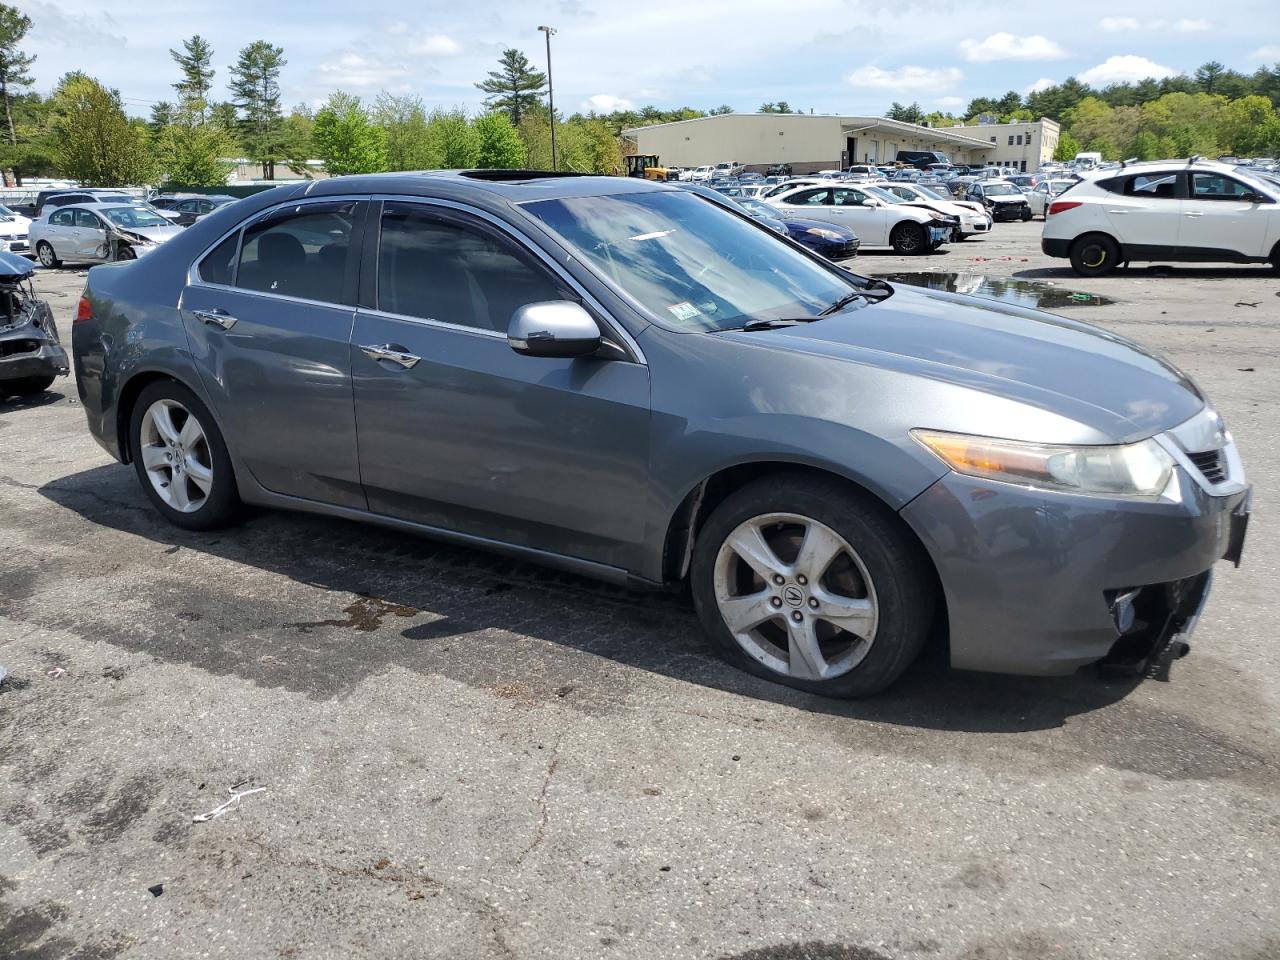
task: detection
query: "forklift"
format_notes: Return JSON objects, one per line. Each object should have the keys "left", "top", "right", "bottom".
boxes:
{"left": 624, "top": 154, "right": 677, "bottom": 181}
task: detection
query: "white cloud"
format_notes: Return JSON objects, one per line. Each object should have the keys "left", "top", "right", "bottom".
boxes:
{"left": 1078, "top": 55, "right": 1177, "bottom": 86}
{"left": 1023, "top": 77, "right": 1055, "bottom": 95}
{"left": 408, "top": 33, "right": 463, "bottom": 56}
{"left": 959, "top": 33, "right": 1067, "bottom": 62}
{"left": 583, "top": 94, "right": 634, "bottom": 112}
{"left": 316, "top": 52, "right": 416, "bottom": 91}
{"left": 935, "top": 96, "right": 966, "bottom": 108}
{"left": 1098, "top": 17, "right": 1140, "bottom": 32}
{"left": 1172, "top": 18, "right": 1210, "bottom": 33}
{"left": 845, "top": 65, "right": 963, "bottom": 91}
{"left": 1248, "top": 45, "right": 1280, "bottom": 61}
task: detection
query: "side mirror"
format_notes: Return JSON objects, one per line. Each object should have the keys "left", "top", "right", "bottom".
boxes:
{"left": 508, "top": 301, "right": 601, "bottom": 358}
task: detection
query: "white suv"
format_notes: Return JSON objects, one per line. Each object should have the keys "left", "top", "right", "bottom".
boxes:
{"left": 1042, "top": 159, "right": 1280, "bottom": 276}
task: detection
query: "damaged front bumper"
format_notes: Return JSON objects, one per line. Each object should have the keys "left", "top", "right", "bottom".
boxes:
{"left": 0, "top": 298, "right": 70, "bottom": 384}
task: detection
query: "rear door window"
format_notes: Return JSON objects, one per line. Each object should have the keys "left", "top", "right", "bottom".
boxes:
{"left": 236, "top": 201, "right": 361, "bottom": 304}
{"left": 1124, "top": 173, "right": 1179, "bottom": 198}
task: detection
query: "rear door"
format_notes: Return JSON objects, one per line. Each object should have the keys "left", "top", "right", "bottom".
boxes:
{"left": 1183, "top": 172, "right": 1274, "bottom": 258}
{"left": 1101, "top": 172, "right": 1184, "bottom": 254}
{"left": 179, "top": 198, "right": 369, "bottom": 508}
{"left": 349, "top": 199, "right": 652, "bottom": 571}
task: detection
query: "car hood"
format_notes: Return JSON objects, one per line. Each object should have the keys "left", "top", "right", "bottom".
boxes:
{"left": 781, "top": 216, "right": 859, "bottom": 240}
{"left": 721, "top": 283, "right": 1203, "bottom": 443}
{"left": 0, "top": 249, "right": 34, "bottom": 280}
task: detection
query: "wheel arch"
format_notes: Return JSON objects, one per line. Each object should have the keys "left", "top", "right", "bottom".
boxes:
{"left": 115, "top": 368, "right": 218, "bottom": 464}
{"left": 1069, "top": 230, "right": 1123, "bottom": 258}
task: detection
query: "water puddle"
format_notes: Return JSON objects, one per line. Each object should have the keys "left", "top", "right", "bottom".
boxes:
{"left": 873, "top": 272, "right": 1114, "bottom": 309}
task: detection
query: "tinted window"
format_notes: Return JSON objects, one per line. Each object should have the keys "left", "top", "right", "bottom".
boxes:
{"left": 75, "top": 210, "right": 102, "bottom": 229}
{"left": 236, "top": 201, "right": 358, "bottom": 304}
{"left": 832, "top": 188, "right": 868, "bottom": 206}
{"left": 50, "top": 209, "right": 74, "bottom": 226}
{"left": 377, "top": 203, "right": 563, "bottom": 332}
{"left": 784, "top": 189, "right": 829, "bottom": 206}
{"left": 178, "top": 200, "right": 201, "bottom": 213}
{"left": 199, "top": 232, "right": 240, "bottom": 285}
{"left": 1191, "top": 173, "right": 1254, "bottom": 200}
{"left": 1126, "top": 173, "right": 1178, "bottom": 198}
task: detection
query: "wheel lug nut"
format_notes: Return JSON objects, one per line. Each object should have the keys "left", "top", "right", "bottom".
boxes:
{"left": 772, "top": 575, "right": 784, "bottom": 585}
{"left": 808, "top": 598, "right": 818, "bottom": 609}
{"left": 791, "top": 611, "right": 803, "bottom": 622}
{"left": 797, "top": 575, "right": 808, "bottom": 585}
{"left": 770, "top": 597, "right": 782, "bottom": 608}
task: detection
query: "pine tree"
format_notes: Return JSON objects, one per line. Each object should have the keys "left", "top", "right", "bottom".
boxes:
{"left": 475, "top": 49, "right": 546, "bottom": 125}
{"left": 229, "top": 41, "right": 286, "bottom": 179}
{"left": 0, "top": 4, "right": 36, "bottom": 146}
{"left": 171, "top": 35, "right": 214, "bottom": 118}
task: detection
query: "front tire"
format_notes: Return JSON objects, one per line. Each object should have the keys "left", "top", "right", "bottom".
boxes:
{"left": 890, "top": 221, "right": 927, "bottom": 255}
{"left": 1069, "top": 234, "right": 1121, "bottom": 277}
{"left": 690, "top": 475, "right": 935, "bottom": 698}
{"left": 129, "top": 379, "right": 240, "bottom": 530}
{"left": 36, "top": 242, "right": 60, "bottom": 269}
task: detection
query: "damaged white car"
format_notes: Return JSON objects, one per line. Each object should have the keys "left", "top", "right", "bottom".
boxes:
{"left": 30, "top": 202, "right": 183, "bottom": 268}
{"left": 0, "top": 251, "right": 67, "bottom": 398}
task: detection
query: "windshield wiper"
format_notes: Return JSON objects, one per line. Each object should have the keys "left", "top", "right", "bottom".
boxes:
{"left": 738, "top": 316, "right": 821, "bottom": 331}
{"left": 820, "top": 279, "right": 893, "bottom": 315}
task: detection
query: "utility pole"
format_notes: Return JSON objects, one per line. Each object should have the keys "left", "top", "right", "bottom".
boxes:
{"left": 538, "top": 25, "right": 557, "bottom": 170}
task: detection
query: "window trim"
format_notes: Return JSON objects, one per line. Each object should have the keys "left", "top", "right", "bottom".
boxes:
{"left": 1189, "top": 172, "right": 1257, "bottom": 202}
{"left": 361, "top": 194, "right": 646, "bottom": 365}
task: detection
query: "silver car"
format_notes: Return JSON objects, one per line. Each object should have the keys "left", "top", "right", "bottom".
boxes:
{"left": 71, "top": 172, "right": 1251, "bottom": 697}
{"left": 31, "top": 202, "right": 183, "bottom": 267}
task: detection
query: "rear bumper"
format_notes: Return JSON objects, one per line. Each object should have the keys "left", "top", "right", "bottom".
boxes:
{"left": 1041, "top": 237, "right": 1071, "bottom": 258}
{"left": 901, "top": 471, "right": 1250, "bottom": 676}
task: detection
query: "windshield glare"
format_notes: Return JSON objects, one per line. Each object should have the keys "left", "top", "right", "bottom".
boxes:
{"left": 523, "top": 190, "right": 854, "bottom": 332}
{"left": 917, "top": 186, "right": 951, "bottom": 201}
{"left": 102, "top": 206, "right": 169, "bottom": 228}
{"left": 864, "top": 186, "right": 905, "bottom": 204}
{"left": 984, "top": 184, "right": 1020, "bottom": 196}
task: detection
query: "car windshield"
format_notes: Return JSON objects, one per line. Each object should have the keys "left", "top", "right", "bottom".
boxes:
{"left": 1049, "top": 181, "right": 1073, "bottom": 195}
{"left": 864, "top": 186, "right": 906, "bottom": 204}
{"left": 101, "top": 206, "right": 169, "bottom": 228}
{"left": 736, "top": 198, "right": 780, "bottom": 219}
{"left": 916, "top": 186, "right": 952, "bottom": 201}
{"left": 524, "top": 190, "right": 855, "bottom": 333}
{"left": 984, "top": 183, "right": 1021, "bottom": 196}
{"left": 0, "top": 204, "right": 18, "bottom": 218}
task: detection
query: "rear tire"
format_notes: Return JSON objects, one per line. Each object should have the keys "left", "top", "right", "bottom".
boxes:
{"left": 690, "top": 474, "right": 935, "bottom": 698}
{"left": 890, "top": 221, "right": 927, "bottom": 255}
{"left": 1069, "top": 234, "right": 1121, "bottom": 277}
{"left": 36, "top": 242, "right": 60, "bottom": 269}
{"left": 129, "top": 379, "right": 240, "bottom": 531}
{"left": 4, "top": 375, "right": 56, "bottom": 396}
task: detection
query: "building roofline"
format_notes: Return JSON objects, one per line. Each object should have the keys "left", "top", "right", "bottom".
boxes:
{"left": 621, "top": 112, "right": 997, "bottom": 148}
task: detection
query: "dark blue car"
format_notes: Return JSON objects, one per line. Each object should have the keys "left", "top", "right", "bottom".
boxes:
{"left": 676, "top": 185, "right": 861, "bottom": 261}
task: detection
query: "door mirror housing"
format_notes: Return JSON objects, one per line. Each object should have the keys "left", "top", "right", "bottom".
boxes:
{"left": 508, "top": 301, "right": 602, "bottom": 358}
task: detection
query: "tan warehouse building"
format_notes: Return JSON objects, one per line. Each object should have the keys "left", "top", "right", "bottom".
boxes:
{"left": 622, "top": 113, "right": 1060, "bottom": 173}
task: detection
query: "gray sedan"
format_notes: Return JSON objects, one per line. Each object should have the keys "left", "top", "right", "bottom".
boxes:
{"left": 70, "top": 172, "right": 1250, "bottom": 697}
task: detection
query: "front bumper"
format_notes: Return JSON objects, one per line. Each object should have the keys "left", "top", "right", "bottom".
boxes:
{"left": 0, "top": 338, "right": 69, "bottom": 381}
{"left": 901, "top": 470, "right": 1250, "bottom": 676}
{"left": 990, "top": 202, "right": 1028, "bottom": 221}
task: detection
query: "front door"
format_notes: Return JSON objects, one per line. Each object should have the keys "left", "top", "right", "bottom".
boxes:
{"left": 830, "top": 187, "right": 890, "bottom": 245}
{"left": 74, "top": 210, "right": 108, "bottom": 260}
{"left": 179, "top": 198, "right": 368, "bottom": 508}
{"left": 1183, "top": 172, "right": 1273, "bottom": 259}
{"left": 350, "top": 200, "right": 651, "bottom": 572}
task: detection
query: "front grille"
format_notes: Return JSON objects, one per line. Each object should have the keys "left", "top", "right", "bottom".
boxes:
{"left": 1187, "top": 449, "right": 1227, "bottom": 484}
{"left": 0, "top": 338, "right": 38, "bottom": 358}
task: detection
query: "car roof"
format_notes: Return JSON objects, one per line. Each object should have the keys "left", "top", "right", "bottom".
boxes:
{"left": 50, "top": 201, "right": 158, "bottom": 212}
{"left": 291, "top": 170, "right": 684, "bottom": 205}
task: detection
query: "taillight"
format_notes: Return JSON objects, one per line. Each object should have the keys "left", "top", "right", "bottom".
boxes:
{"left": 1048, "top": 201, "right": 1083, "bottom": 216}
{"left": 74, "top": 295, "right": 93, "bottom": 324}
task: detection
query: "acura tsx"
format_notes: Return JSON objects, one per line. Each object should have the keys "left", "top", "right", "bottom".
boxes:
{"left": 71, "top": 171, "right": 1250, "bottom": 697}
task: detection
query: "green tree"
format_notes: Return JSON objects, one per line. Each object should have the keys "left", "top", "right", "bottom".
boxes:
{"left": 313, "top": 91, "right": 386, "bottom": 175}
{"left": 758, "top": 101, "right": 799, "bottom": 114}
{"left": 473, "top": 111, "right": 524, "bottom": 168}
{"left": 1194, "top": 61, "right": 1225, "bottom": 94}
{"left": 424, "top": 107, "right": 478, "bottom": 168}
{"left": 475, "top": 48, "right": 546, "bottom": 125}
{"left": 886, "top": 101, "right": 923, "bottom": 123}
{"left": 1216, "top": 95, "right": 1280, "bottom": 154}
{"left": 374, "top": 93, "right": 432, "bottom": 170}
{"left": 156, "top": 110, "right": 234, "bottom": 185}
{"left": 279, "top": 105, "right": 315, "bottom": 176}
{"left": 148, "top": 101, "right": 175, "bottom": 134}
{"left": 0, "top": 4, "right": 36, "bottom": 146}
{"left": 1053, "top": 131, "right": 1081, "bottom": 161}
{"left": 171, "top": 35, "right": 215, "bottom": 118}
{"left": 229, "top": 40, "right": 287, "bottom": 179}
{"left": 49, "top": 74, "right": 155, "bottom": 185}
{"left": 709, "top": 104, "right": 734, "bottom": 115}
{"left": 1130, "top": 129, "right": 1159, "bottom": 160}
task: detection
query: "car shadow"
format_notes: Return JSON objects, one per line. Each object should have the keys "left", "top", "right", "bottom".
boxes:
{"left": 0, "top": 388, "right": 66, "bottom": 411}
{"left": 36, "top": 463, "right": 1144, "bottom": 734}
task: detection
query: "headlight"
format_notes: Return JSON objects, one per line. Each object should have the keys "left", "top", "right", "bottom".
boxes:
{"left": 926, "top": 211, "right": 944, "bottom": 220}
{"left": 805, "top": 227, "right": 843, "bottom": 241}
{"left": 911, "top": 430, "right": 1175, "bottom": 498}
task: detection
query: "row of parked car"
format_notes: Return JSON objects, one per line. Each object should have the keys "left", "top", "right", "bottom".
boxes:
{"left": 0, "top": 188, "right": 241, "bottom": 268}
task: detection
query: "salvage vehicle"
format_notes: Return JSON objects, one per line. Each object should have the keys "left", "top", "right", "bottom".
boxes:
{"left": 766, "top": 182, "right": 950, "bottom": 253}
{"left": 0, "top": 251, "right": 68, "bottom": 397}
{"left": 965, "top": 180, "right": 1033, "bottom": 221}
{"left": 31, "top": 202, "right": 184, "bottom": 267}
{"left": 72, "top": 172, "right": 1251, "bottom": 697}
{"left": 1042, "top": 158, "right": 1280, "bottom": 276}
{"left": 1026, "top": 178, "right": 1077, "bottom": 219}
{"left": 877, "top": 182, "right": 992, "bottom": 239}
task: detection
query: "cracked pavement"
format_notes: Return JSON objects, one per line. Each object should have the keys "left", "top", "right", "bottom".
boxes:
{"left": 2, "top": 228, "right": 1279, "bottom": 960}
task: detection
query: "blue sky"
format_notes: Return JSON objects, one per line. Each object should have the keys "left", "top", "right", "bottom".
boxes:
{"left": 13, "top": 0, "right": 1280, "bottom": 118}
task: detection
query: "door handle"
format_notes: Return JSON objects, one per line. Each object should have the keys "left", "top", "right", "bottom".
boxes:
{"left": 360, "top": 343, "right": 421, "bottom": 369}
{"left": 192, "top": 308, "right": 238, "bottom": 331}
{"left": 1184, "top": 212, "right": 1204, "bottom": 217}
{"left": 1106, "top": 210, "right": 1128, "bottom": 214}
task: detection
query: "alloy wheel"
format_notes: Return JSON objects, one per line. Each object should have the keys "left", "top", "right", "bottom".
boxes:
{"left": 713, "top": 512, "right": 879, "bottom": 681}
{"left": 138, "top": 398, "right": 214, "bottom": 513}
{"left": 37, "top": 243, "right": 56, "bottom": 268}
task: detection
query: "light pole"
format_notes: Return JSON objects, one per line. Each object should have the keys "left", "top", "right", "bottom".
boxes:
{"left": 538, "top": 25, "right": 557, "bottom": 170}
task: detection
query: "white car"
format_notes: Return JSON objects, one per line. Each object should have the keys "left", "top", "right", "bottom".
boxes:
{"left": 0, "top": 204, "right": 32, "bottom": 256}
{"left": 877, "top": 182, "right": 993, "bottom": 239}
{"left": 714, "top": 161, "right": 744, "bottom": 178}
{"left": 31, "top": 202, "right": 184, "bottom": 267}
{"left": 766, "top": 182, "right": 951, "bottom": 254}
{"left": 689, "top": 165, "right": 715, "bottom": 182}
{"left": 1041, "top": 159, "right": 1280, "bottom": 276}
{"left": 1026, "top": 178, "right": 1078, "bottom": 219}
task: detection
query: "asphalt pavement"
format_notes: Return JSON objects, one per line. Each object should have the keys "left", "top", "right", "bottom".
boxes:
{"left": 2, "top": 223, "right": 1278, "bottom": 960}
